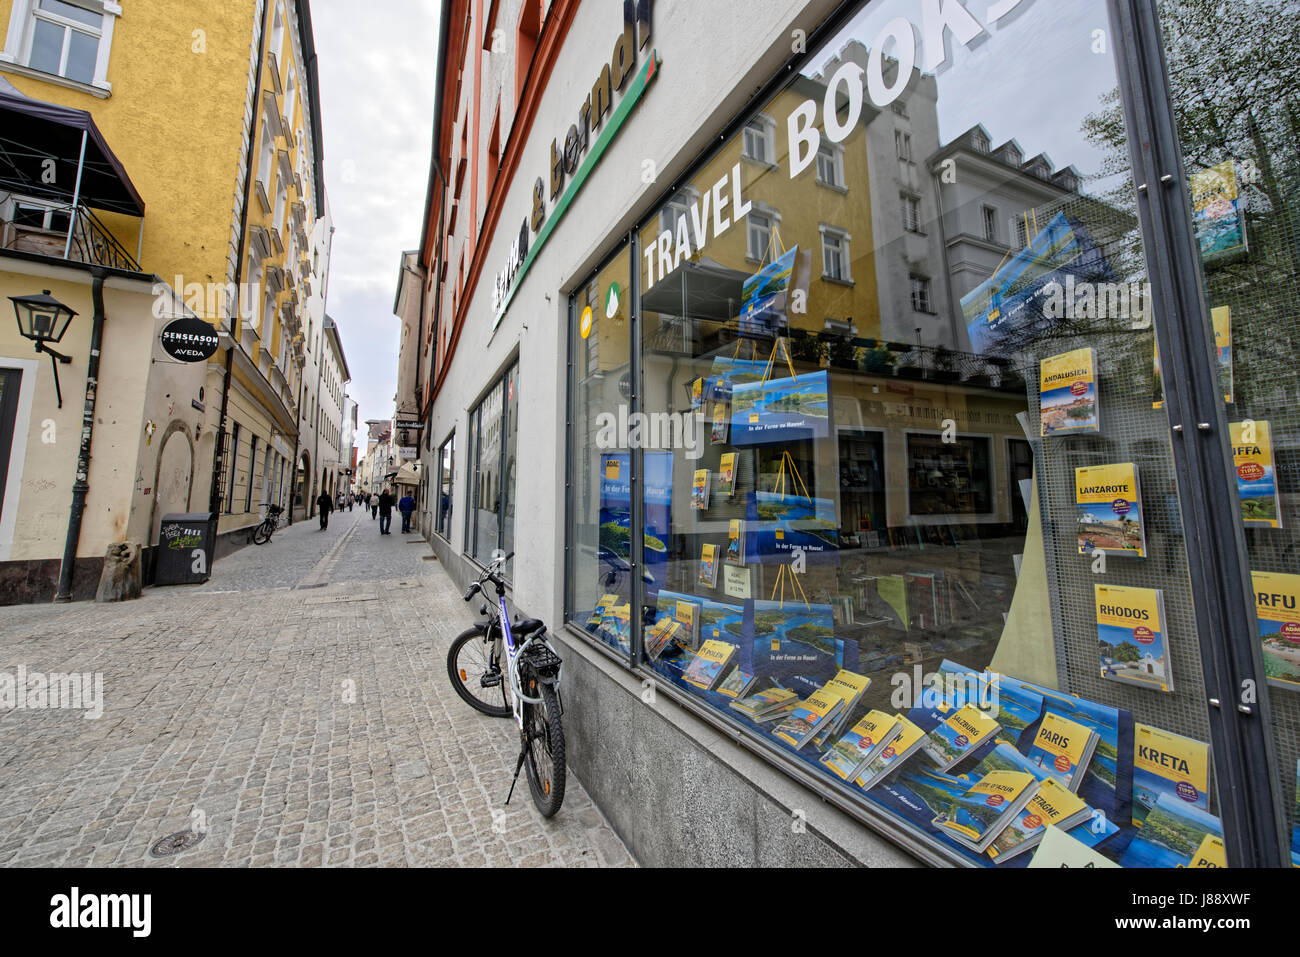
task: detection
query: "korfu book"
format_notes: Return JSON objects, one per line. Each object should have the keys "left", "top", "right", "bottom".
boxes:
{"left": 1075, "top": 463, "right": 1146, "bottom": 558}
{"left": 1252, "top": 570, "right": 1300, "bottom": 691}
{"left": 1097, "top": 584, "right": 1173, "bottom": 693}
{"left": 1026, "top": 711, "right": 1099, "bottom": 792}
{"left": 1040, "top": 347, "right": 1099, "bottom": 436}
{"left": 932, "top": 770, "right": 1039, "bottom": 854}
{"left": 921, "top": 703, "right": 1001, "bottom": 771}
{"left": 820, "top": 710, "right": 901, "bottom": 783}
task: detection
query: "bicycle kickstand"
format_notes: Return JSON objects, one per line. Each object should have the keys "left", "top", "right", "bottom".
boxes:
{"left": 504, "top": 744, "right": 528, "bottom": 806}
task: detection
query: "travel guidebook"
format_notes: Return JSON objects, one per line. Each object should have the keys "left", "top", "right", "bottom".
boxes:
{"left": 857, "top": 714, "right": 927, "bottom": 790}
{"left": 587, "top": 593, "right": 620, "bottom": 628}
{"left": 1132, "top": 723, "right": 1210, "bottom": 827}
{"left": 725, "top": 519, "right": 747, "bottom": 566}
{"left": 1097, "top": 583, "right": 1173, "bottom": 693}
{"left": 715, "top": 666, "right": 757, "bottom": 700}
{"left": 820, "top": 710, "right": 901, "bottom": 782}
{"left": 1118, "top": 793, "right": 1224, "bottom": 868}
{"left": 1025, "top": 711, "right": 1099, "bottom": 792}
{"left": 729, "top": 686, "right": 799, "bottom": 723}
{"left": 698, "top": 543, "right": 719, "bottom": 587}
{"left": 1154, "top": 305, "right": 1233, "bottom": 408}
{"left": 932, "top": 770, "right": 1039, "bottom": 854}
{"left": 1075, "top": 462, "right": 1146, "bottom": 558}
{"left": 1252, "top": 570, "right": 1300, "bottom": 690}
{"left": 730, "top": 370, "right": 831, "bottom": 446}
{"left": 711, "top": 401, "right": 730, "bottom": 445}
{"left": 656, "top": 590, "right": 742, "bottom": 649}
{"left": 645, "top": 616, "right": 683, "bottom": 661}
{"left": 1192, "top": 160, "right": 1249, "bottom": 263}
{"left": 674, "top": 597, "right": 702, "bottom": 650}
{"left": 1032, "top": 687, "right": 1134, "bottom": 827}
{"left": 814, "top": 669, "right": 873, "bottom": 744}
{"left": 1231, "top": 420, "right": 1283, "bottom": 528}
{"left": 1039, "top": 347, "right": 1099, "bottom": 436}
{"left": 771, "top": 687, "right": 845, "bottom": 750}
{"left": 681, "top": 639, "right": 737, "bottom": 691}
{"left": 1292, "top": 760, "right": 1300, "bottom": 868}
{"left": 718, "top": 452, "right": 737, "bottom": 497}
{"left": 691, "top": 469, "right": 710, "bottom": 511}
{"left": 987, "top": 778, "right": 1092, "bottom": 864}
{"left": 922, "top": 703, "right": 1001, "bottom": 771}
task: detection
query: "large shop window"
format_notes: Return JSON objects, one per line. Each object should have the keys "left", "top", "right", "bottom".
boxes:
{"left": 563, "top": 0, "right": 1292, "bottom": 867}
{"left": 468, "top": 363, "right": 518, "bottom": 578}
{"left": 437, "top": 433, "right": 455, "bottom": 540}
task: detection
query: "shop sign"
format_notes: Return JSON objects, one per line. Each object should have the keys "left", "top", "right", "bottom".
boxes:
{"left": 160, "top": 315, "right": 220, "bottom": 363}
{"left": 394, "top": 420, "right": 424, "bottom": 431}
{"left": 493, "top": 1, "right": 658, "bottom": 325}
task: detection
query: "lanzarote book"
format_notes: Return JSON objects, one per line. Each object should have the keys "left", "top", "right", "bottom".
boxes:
{"left": 819, "top": 710, "right": 901, "bottom": 783}
{"left": 1040, "top": 347, "right": 1099, "bottom": 436}
{"left": 1231, "top": 420, "right": 1283, "bottom": 528}
{"left": 1132, "top": 723, "right": 1210, "bottom": 827}
{"left": 715, "top": 666, "right": 757, "bottom": 700}
{"left": 987, "top": 778, "right": 1092, "bottom": 864}
{"left": 1252, "top": 570, "right": 1300, "bottom": 690}
{"left": 1026, "top": 711, "right": 1099, "bottom": 792}
{"left": 724, "top": 519, "right": 746, "bottom": 566}
{"left": 1097, "top": 583, "right": 1173, "bottom": 693}
{"left": 729, "top": 686, "right": 799, "bottom": 723}
{"left": 1075, "top": 462, "right": 1146, "bottom": 558}
{"left": 682, "top": 639, "right": 736, "bottom": 691}
{"left": 718, "top": 452, "right": 738, "bottom": 498}
{"left": 857, "top": 714, "right": 927, "bottom": 790}
{"left": 770, "top": 687, "right": 845, "bottom": 750}
{"left": 698, "top": 543, "right": 719, "bottom": 587}
{"left": 922, "top": 703, "right": 1001, "bottom": 771}
{"left": 691, "top": 469, "right": 710, "bottom": 511}
{"left": 932, "top": 770, "right": 1039, "bottom": 854}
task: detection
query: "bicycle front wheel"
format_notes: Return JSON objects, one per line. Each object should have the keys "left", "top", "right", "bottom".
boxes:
{"left": 447, "top": 626, "right": 511, "bottom": 718}
{"left": 253, "top": 520, "right": 273, "bottom": 545}
{"left": 522, "top": 680, "right": 565, "bottom": 818}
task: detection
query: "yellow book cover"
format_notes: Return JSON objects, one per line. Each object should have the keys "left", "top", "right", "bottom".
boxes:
{"left": 1188, "top": 834, "right": 1227, "bottom": 868}
{"left": 1040, "top": 348, "right": 1098, "bottom": 436}
{"left": 691, "top": 469, "right": 710, "bottom": 511}
{"left": 698, "top": 543, "right": 719, "bottom": 587}
{"left": 857, "top": 714, "right": 926, "bottom": 786}
{"left": 820, "top": 710, "right": 899, "bottom": 781}
{"left": 1253, "top": 570, "right": 1300, "bottom": 690}
{"left": 587, "top": 593, "right": 620, "bottom": 625}
{"left": 718, "top": 452, "right": 738, "bottom": 497}
{"left": 935, "top": 770, "right": 1036, "bottom": 844}
{"left": 1075, "top": 462, "right": 1145, "bottom": 558}
{"left": 1026, "top": 712, "right": 1095, "bottom": 787}
{"left": 682, "top": 639, "right": 735, "bottom": 689}
{"left": 988, "top": 778, "right": 1091, "bottom": 861}
{"left": 923, "top": 702, "right": 1001, "bottom": 769}
{"left": 725, "top": 519, "right": 746, "bottom": 566}
{"left": 1097, "top": 583, "right": 1172, "bottom": 692}
{"left": 823, "top": 669, "right": 872, "bottom": 707}
{"left": 1231, "top": 421, "right": 1282, "bottom": 528}
{"left": 674, "top": 599, "right": 698, "bottom": 649}
{"left": 1155, "top": 305, "right": 1232, "bottom": 408}
{"left": 772, "top": 687, "right": 846, "bottom": 747}
{"left": 1133, "top": 723, "right": 1211, "bottom": 826}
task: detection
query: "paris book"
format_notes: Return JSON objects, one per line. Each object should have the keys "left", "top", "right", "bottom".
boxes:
{"left": 1025, "top": 710, "right": 1099, "bottom": 792}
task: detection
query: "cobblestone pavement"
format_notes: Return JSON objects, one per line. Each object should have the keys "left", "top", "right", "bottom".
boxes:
{"left": 0, "top": 512, "right": 634, "bottom": 867}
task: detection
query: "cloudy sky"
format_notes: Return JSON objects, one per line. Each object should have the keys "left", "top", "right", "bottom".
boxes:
{"left": 311, "top": 0, "right": 441, "bottom": 432}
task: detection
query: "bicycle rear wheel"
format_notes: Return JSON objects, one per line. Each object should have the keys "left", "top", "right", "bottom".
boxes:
{"left": 253, "top": 520, "right": 274, "bottom": 545}
{"left": 522, "top": 679, "right": 565, "bottom": 818}
{"left": 447, "top": 626, "right": 511, "bottom": 718}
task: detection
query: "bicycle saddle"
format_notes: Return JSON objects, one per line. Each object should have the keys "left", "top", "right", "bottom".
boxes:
{"left": 513, "top": 618, "right": 545, "bottom": 638}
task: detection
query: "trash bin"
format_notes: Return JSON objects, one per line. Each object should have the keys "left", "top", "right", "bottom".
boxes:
{"left": 155, "top": 513, "right": 218, "bottom": 585}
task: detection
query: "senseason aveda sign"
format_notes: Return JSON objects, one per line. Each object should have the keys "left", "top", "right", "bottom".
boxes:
{"left": 492, "top": 0, "right": 657, "bottom": 326}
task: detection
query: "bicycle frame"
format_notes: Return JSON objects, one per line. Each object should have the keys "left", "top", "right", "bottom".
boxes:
{"left": 490, "top": 590, "right": 563, "bottom": 727}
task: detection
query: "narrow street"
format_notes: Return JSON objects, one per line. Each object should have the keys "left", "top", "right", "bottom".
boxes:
{"left": 0, "top": 509, "right": 633, "bottom": 868}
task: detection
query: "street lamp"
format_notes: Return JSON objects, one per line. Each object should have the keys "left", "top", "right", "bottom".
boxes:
{"left": 10, "top": 290, "right": 76, "bottom": 408}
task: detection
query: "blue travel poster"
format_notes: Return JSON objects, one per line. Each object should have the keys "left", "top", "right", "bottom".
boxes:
{"left": 1118, "top": 794, "right": 1223, "bottom": 869}
{"left": 868, "top": 768, "right": 988, "bottom": 865}
{"left": 740, "top": 246, "right": 798, "bottom": 340}
{"left": 747, "top": 599, "right": 854, "bottom": 696}
{"left": 730, "top": 370, "right": 831, "bottom": 445}
{"left": 746, "top": 492, "right": 839, "bottom": 566}
{"left": 961, "top": 212, "right": 1113, "bottom": 355}
{"left": 599, "top": 451, "right": 673, "bottom": 606}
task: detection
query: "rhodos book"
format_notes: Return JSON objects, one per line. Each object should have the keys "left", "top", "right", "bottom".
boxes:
{"left": 724, "top": 519, "right": 747, "bottom": 566}
{"left": 820, "top": 710, "right": 901, "bottom": 783}
{"left": 987, "top": 778, "right": 1092, "bottom": 864}
{"left": 1252, "top": 570, "right": 1300, "bottom": 690}
{"left": 932, "top": 770, "right": 1038, "bottom": 854}
{"left": 858, "top": 714, "right": 927, "bottom": 790}
{"left": 729, "top": 686, "right": 799, "bottom": 722}
{"left": 1075, "top": 463, "right": 1146, "bottom": 558}
{"left": 691, "top": 469, "right": 710, "bottom": 511}
{"left": 1097, "top": 584, "right": 1173, "bottom": 693}
{"left": 922, "top": 703, "right": 1001, "bottom": 771}
{"left": 681, "top": 639, "right": 736, "bottom": 690}
{"left": 1026, "top": 711, "right": 1099, "bottom": 792}
{"left": 1132, "top": 723, "right": 1210, "bottom": 826}
{"left": 698, "top": 544, "right": 719, "bottom": 587}
{"left": 770, "top": 687, "right": 845, "bottom": 750}
{"left": 1231, "top": 420, "right": 1283, "bottom": 528}
{"left": 1040, "top": 347, "right": 1099, "bottom": 436}
{"left": 718, "top": 453, "right": 738, "bottom": 498}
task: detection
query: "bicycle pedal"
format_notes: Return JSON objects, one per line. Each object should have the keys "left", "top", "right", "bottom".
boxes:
{"left": 479, "top": 673, "right": 502, "bottom": 689}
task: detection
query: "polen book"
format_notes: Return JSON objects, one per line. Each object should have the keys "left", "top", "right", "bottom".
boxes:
{"left": 1039, "top": 347, "right": 1099, "bottom": 436}
{"left": 1025, "top": 711, "right": 1099, "bottom": 792}
{"left": 681, "top": 639, "right": 736, "bottom": 691}
{"left": 932, "top": 770, "right": 1038, "bottom": 854}
{"left": 986, "top": 778, "right": 1092, "bottom": 864}
{"left": 1075, "top": 462, "right": 1146, "bottom": 558}
{"left": 820, "top": 710, "right": 901, "bottom": 783}
{"left": 1097, "top": 583, "right": 1173, "bottom": 693}
{"left": 921, "top": 702, "right": 1001, "bottom": 771}
{"left": 674, "top": 597, "right": 703, "bottom": 650}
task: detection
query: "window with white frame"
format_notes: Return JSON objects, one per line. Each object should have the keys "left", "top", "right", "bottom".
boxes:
{"left": 746, "top": 210, "right": 776, "bottom": 261}
{"left": 7, "top": 196, "right": 71, "bottom": 234}
{"left": 658, "top": 187, "right": 701, "bottom": 250}
{"left": 895, "top": 130, "right": 912, "bottom": 162}
{"left": 742, "top": 116, "right": 774, "bottom": 165}
{"left": 982, "top": 205, "right": 999, "bottom": 243}
{"left": 820, "top": 226, "right": 851, "bottom": 282}
{"left": 910, "top": 274, "right": 933, "bottom": 313}
{"left": 3, "top": 0, "right": 118, "bottom": 91}
{"left": 816, "top": 142, "right": 843, "bottom": 189}
{"left": 901, "top": 193, "right": 922, "bottom": 233}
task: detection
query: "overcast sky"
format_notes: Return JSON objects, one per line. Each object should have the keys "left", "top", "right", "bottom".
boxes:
{"left": 311, "top": 0, "right": 441, "bottom": 433}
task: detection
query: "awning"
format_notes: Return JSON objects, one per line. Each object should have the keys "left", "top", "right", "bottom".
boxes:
{"left": 0, "top": 75, "right": 145, "bottom": 217}
{"left": 642, "top": 257, "right": 748, "bottom": 322}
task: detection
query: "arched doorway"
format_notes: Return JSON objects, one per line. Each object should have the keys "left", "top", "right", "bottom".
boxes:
{"left": 150, "top": 422, "right": 195, "bottom": 545}
{"left": 296, "top": 451, "right": 311, "bottom": 520}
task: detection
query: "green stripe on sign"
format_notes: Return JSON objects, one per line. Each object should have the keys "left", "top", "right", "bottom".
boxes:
{"left": 494, "top": 51, "right": 661, "bottom": 329}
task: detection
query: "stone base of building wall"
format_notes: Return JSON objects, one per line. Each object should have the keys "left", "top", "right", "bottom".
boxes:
{"left": 426, "top": 533, "right": 920, "bottom": 868}
{"left": 0, "top": 557, "right": 105, "bottom": 605}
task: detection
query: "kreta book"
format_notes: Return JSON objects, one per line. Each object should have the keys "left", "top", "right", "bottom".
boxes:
{"left": 698, "top": 543, "right": 720, "bottom": 587}
{"left": 770, "top": 688, "right": 845, "bottom": 750}
{"left": 1232, "top": 420, "right": 1283, "bottom": 528}
{"left": 1132, "top": 723, "right": 1210, "bottom": 826}
{"left": 1027, "top": 711, "right": 1099, "bottom": 792}
{"left": 725, "top": 519, "right": 747, "bottom": 566}
{"left": 1097, "top": 583, "right": 1173, "bottom": 693}
{"left": 820, "top": 710, "right": 901, "bottom": 783}
{"left": 857, "top": 714, "right": 927, "bottom": 790}
{"left": 987, "top": 778, "right": 1093, "bottom": 863}
{"left": 1252, "top": 570, "right": 1300, "bottom": 690}
{"left": 718, "top": 452, "right": 738, "bottom": 498}
{"left": 933, "top": 770, "right": 1038, "bottom": 854}
{"left": 922, "top": 702, "right": 1000, "bottom": 771}
{"left": 1040, "top": 347, "right": 1099, "bottom": 436}
{"left": 1076, "top": 462, "right": 1146, "bottom": 558}
{"left": 691, "top": 469, "right": 710, "bottom": 511}
{"left": 682, "top": 639, "right": 736, "bottom": 691}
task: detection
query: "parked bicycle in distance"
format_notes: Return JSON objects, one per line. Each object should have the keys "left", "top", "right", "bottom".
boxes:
{"left": 252, "top": 504, "right": 284, "bottom": 545}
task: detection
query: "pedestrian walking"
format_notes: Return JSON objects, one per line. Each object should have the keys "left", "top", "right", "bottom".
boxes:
{"left": 371, "top": 492, "right": 379, "bottom": 520}
{"left": 347, "top": 493, "right": 354, "bottom": 512}
{"left": 398, "top": 491, "right": 416, "bottom": 534}
{"left": 316, "top": 490, "right": 334, "bottom": 530}
{"left": 378, "top": 487, "right": 395, "bottom": 535}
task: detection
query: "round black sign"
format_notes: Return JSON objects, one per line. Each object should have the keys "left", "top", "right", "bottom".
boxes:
{"left": 160, "top": 316, "right": 220, "bottom": 363}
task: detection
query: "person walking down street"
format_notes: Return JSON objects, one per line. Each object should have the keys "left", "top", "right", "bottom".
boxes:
{"left": 371, "top": 493, "right": 379, "bottom": 519}
{"left": 316, "top": 490, "right": 334, "bottom": 530}
{"left": 347, "top": 493, "right": 354, "bottom": 512}
{"left": 398, "top": 491, "right": 416, "bottom": 534}
{"left": 378, "top": 487, "right": 395, "bottom": 535}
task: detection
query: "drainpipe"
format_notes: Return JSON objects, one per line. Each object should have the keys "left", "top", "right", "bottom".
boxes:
{"left": 54, "top": 268, "right": 107, "bottom": 603}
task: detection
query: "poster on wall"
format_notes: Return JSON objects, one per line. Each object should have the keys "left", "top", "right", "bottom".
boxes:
{"left": 1191, "top": 160, "right": 1248, "bottom": 263}
{"left": 740, "top": 246, "right": 798, "bottom": 340}
{"left": 745, "top": 599, "right": 856, "bottom": 696}
{"left": 730, "top": 370, "right": 831, "bottom": 445}
{"left": 599, "top": 451, "right": 672, "bottom": 606}
{"left": 746, "top": 491, "right": 839, "bottom": 565}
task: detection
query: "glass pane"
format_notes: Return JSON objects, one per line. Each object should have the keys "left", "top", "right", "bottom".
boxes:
{"left": 39, "top": 0, "right": 101, "bottom": 28}
{"left": 28, "top": 19, "right": 62, "bottom": 76}
{"left": 625, "top": 0, "right": 1217, "bottom": 868}
{"left": 567, "top": 245, "right": 634, "bottom": 655}
{"left": 65, "top": 27, "right": 97, "bottom": 84}
{"left": 501, "top": 363, "right": 518, "bottom": 580}
{"left": 471, "top": 386, "right": 502, "bottom": 565}
{"left": 1156, "top": 0, "right": 1300, "bottom": 866}
{"left": 438, "top": 436, "right": 454, "bottom": 538}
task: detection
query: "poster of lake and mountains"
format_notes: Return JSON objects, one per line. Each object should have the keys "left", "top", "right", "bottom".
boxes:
{"left": 747, "top": 599, "right": 853, "bottom": 696}
{"left": 730, "top": 371, "right": 830, "bottom": 445}
{"left": 599, "top": 451, "right": 672, "bottom": 606}
{"left": 746, "top": 492, "right": 839, "bottom": 565}
{"left": 1119, "top": 794, "right": 1224, "bottom": 868}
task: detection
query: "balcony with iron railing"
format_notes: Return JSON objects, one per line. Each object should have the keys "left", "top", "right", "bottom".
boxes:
{"left": 0, "top": 201, "right": 141, "bottom": 272}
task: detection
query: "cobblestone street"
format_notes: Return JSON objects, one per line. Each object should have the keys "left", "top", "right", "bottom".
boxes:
{"left": 0, "top": 509, "right": 634, "bottom": 868}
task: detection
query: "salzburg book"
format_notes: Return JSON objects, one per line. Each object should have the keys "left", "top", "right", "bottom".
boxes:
{"left": 1097, "top": 583, "right": 1173, "bottom": 693}
{"left": 1039, "top": 347, "right": 1099, "bottom": 436}
{"left": 819, "top": 710, "right": 901, "bottom": 783}
{"left": 1231, "top": 420, "right": 1283, "bottom": 528}
{"left": 987, "top": 778, "right": 1092, "bottom": 864}
{"left": 1252, "top": 570, "right": 1300, "bottom": 690}
{"left": 771, "top": 688, "right": 845, "bottom": 750}
{"left": 698, "top": 543, "right": 719, "bottom": 587}
{"left": 921, "top": 702, "right": 1001, "bottom": 771}
{"left": 932, "top": 770, "right": 1038, "bottom": 854}
{"left": 857, "top": 714, "right": 927, "bottom": 790}
{"left": 1132, "top": 723, "right": 1210, "bottom": 826}
{"left": 682, "top": 639, "right": 736, "bottom": 691}
{"left": 1075, "top": 462, "right": 1146, "bottom": 558}
{"left": 1026, "top": 711, "right": 1099, "bottom": 792}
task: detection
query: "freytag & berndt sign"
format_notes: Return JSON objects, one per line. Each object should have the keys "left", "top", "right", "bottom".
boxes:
{"left": 160, "top": 315, "right": 220, "bottom": 363}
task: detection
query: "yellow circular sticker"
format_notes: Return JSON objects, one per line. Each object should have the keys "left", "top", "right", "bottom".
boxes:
{"left": 580, "top": 305, "right": 594, "bottom": 339}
